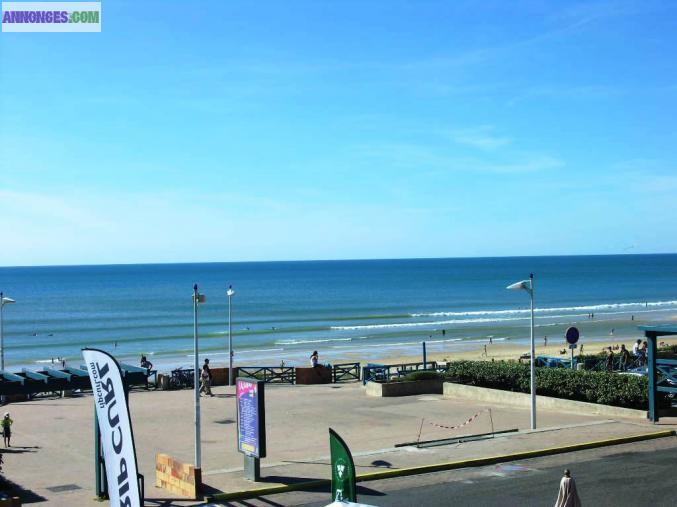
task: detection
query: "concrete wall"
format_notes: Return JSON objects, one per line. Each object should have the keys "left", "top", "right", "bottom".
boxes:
{"left": 296, "top": 366, "right": 332, "bottom": 384}
{"left": 366, "top": 379, "right": 443, "bottom": 397}
{"left": 443, "top": 382, "right": 647, "bottom": 420}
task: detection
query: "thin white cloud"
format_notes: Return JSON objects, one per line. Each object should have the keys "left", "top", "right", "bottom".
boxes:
{"left": 352, "top": 142, "right": 563, "bottom": 175}
{"left": 448, "top": 126, "right": 511, "bottom": 151}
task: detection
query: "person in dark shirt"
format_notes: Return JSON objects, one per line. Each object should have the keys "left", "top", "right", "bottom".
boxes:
{"left": 606, "top": 347, "right": 614, "bottom": 371}
{"left": 200, "top": 358, "right": 213, "bottom": 396}
{"left": 619, "top": 344, "right": 630, "bottom": 371}
{"left": 140, "top": 355, "right": 153, "bottom": 370}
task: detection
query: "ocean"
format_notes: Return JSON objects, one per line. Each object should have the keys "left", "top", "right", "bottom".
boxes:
{"left": 0, "top": 254, "right": 676, "bottom": 371}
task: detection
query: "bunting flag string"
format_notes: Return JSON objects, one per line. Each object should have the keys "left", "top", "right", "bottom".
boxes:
{"left": 428, "top": 408, "right": 490, "bottom": 431}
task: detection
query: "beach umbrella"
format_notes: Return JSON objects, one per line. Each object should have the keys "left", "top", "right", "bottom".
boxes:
{"left": 506, "top": 274, "right": 536, "bottom": 429}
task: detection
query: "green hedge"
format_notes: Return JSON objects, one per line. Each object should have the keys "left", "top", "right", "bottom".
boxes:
{"left": 443, "top": 361, "right": 665, "bottom": 410}
{"left": 403, "top": 370, "right": 443, "bottom": 382}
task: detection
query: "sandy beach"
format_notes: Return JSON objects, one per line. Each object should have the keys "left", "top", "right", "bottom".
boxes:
{"left": 331, "top": 333, "right": 677, "bottom": 368}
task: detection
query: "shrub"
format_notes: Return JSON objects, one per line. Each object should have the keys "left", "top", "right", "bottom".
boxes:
{"left": 658, "top": 345, "right": 677, "bottom": 359}
{"left": 403, "top": 370, "right": 442, "bottom": 382}
{"left": 443, "top": 360, "right": 666, "bottom": 410}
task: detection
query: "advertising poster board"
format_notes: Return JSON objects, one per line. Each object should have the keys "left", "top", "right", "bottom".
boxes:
{"left": 236, "top": 377, "right": 266, "bottom": 458}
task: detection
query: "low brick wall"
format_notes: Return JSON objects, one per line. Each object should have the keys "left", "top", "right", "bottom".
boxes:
{"left": 366, "top": 379, "right": 443, "bottom": 397}
{"left": 443, "top": 382, "right": 647, "bottom": 419}
{"left": 296, "top": 366, "right": 332, "bottom": 384}
{"left": 155, "top": 453, "right": 201, "bottom": 498}
{"left": 210, "top": 367, "right": 238, "bottom": 386}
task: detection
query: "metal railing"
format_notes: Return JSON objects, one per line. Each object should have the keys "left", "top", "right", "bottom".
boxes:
{"left": 332, "top": 362, "right": 361, "bottom": 383}
{"left": 237, "top": 366, "right": 296, "bottom": 384}
{"left": 362, "top": 361, "right": 440, "bottom": 384}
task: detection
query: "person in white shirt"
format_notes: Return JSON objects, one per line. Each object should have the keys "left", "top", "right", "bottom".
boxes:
{"left": 632, "top": 339, "right": 641, "bottom": 356}
{"left": 554, "top": 469, "right": 581, "bottom": 507}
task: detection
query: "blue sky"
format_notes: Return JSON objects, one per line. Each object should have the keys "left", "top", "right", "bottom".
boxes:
{"left": 1, "top": 0, "right": 676, "bottom": 266}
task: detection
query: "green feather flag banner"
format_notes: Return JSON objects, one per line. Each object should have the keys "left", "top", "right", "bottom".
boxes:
{"left": 329, "top": 428, "right": 357, "bottom": 503}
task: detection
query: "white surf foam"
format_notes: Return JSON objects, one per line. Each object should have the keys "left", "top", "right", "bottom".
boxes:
{"left": 331, "top": 316, "right": 526, "bottom": 331}
{"left": 275, "top": 337, "right": 353, "bottom": 346}
{"left": 411, "top": 299, "right": 677, "bottom": 318}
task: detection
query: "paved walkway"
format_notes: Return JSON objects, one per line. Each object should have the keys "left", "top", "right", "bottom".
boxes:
{"left": 0, "top": 383, "right": 674, "bottom": 506}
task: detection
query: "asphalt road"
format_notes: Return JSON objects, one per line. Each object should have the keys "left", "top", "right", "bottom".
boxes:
{"left": 222, "top": 437, "right": 677, "bottom": 507}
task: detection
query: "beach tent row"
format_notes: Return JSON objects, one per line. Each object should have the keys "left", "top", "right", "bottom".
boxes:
{"left": 0, "top": 363, "right": 149, "bottom": 396}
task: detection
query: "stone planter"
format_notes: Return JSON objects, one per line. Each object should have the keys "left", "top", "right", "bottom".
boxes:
{"left": 366, "top": 379, "right": 443, "bottom": 397}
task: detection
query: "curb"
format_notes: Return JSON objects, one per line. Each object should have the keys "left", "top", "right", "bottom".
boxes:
{"left": 206, "top": 429, "right": 675, "bottom": 502}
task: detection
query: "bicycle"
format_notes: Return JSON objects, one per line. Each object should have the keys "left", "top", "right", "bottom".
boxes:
{"left": 168, "top": 367, "right": 195, "bottom": 390}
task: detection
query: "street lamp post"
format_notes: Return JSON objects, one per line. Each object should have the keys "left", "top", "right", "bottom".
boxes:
{"left": 507, "top": 273, "right": 536, "bottom": 430}
{"left": 0, "top": 292, "right": 17, "bottom": 371}
{"left": 192, "top": 284, "right": 206, "bottom": 473}
{"left": 226, "top": 285, "right": 235, "bottom": 386}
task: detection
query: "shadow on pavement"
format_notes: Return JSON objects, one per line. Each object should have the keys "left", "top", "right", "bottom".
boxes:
{"left": 1, "top": 447, "right": 41, "bottom": 454}
{"left": 0, "top": 477, "right": 48, "bottom": 504}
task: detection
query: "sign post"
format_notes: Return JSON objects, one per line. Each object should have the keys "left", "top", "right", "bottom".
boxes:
{"left": 329, "top": 428, "right": 357, "bottom": 503}
{"left": 565, "top": 327, "right": 580, "bottom": 369}
{"left": 236, "top": 377, "right": 266, "bottom": 481}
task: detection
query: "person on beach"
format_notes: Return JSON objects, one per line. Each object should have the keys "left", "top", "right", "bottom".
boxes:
{"left": 619, "top": 344, "right": 630, "bottom": 371}
{"left": 544, "top": 336, "right": 548, "bottom": 347}
{"left": 200, "top": 358, "right": 213, "bottom": 396}
{"left": 2, "top": 413, "right": 13, "bottom": 447}
{"left": 310, "top": 350, "right": 319, "bottom": 367}
{"left": 605, "top": 347, "right": 614, "bottom": 371}
{"left": 554, "top": 469, "right": 581, "bottom": 507}
{"left": 633, "top": 339, "right": 641, "bottom": 357}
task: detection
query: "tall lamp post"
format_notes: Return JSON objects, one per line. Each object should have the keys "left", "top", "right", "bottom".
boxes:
{"left": 226, "top": 285, "right": 235, "bottom": 386}
{"left": 0, "top": 292, "right": 16, "bottom": 371}
{"left": 192, "top": 284, "right": 206, "bottom": 474}
{"left": 507, "top": 273, "right": 536, "bottom": 430}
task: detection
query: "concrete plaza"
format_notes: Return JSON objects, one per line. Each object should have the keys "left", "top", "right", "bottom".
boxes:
{"left": 1, "top": 382, "right": 673, "bottom": 506}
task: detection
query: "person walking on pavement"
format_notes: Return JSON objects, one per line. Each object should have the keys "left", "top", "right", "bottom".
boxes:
{"left": 555, "top": 469, "right": 581, "bottom": 507}
{"left": 2, "top": 413, "right": 13, "bottom": 447}
{"left": 200, "top": 358, "right": 213, "bottom": 396}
